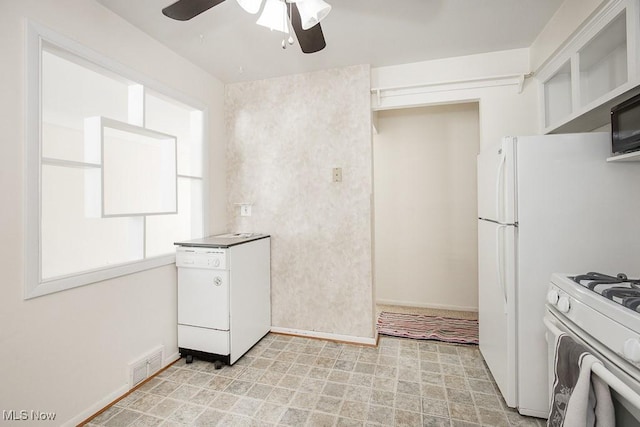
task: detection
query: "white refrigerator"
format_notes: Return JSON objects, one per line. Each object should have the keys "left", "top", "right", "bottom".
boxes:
{"left": 477, "top": 133, "right": 640, "bottom": 417}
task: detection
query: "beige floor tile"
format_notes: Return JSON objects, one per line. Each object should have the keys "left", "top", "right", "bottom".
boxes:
{"left": 146, "top": 398, "right": 182, "bottom": 418}
{"left": 308, "top": 411, "right": 338, "bottom": 427}
{"left": 422, "top": 397, "right": 450, "bottom": 418}
{"left": 86, "top": 333, "right": 546, "bottom": 427}
{"left": 192, "top": 408, "right": 226, "bottom": 427}
{"left": 280, "top": 407, "right": 311, "bottom": 426}
{"left": 340, "top": 400, "right": 368, "bottom": 421}
{"left": 422, "top": 415, "right": 451, "bottom": 426}
{"left": 129, "top": 393, "right": 164, "bottom": 412}
{"left": 166, "top": 402, "right": 206, "bottom": 424}
{"left": 448, "top": 402, "right": 479, "bottom": 423}
{"left": 477, "top": 406, "right": 510, "bottom": 427}
{"left": 254, "top": 402, "right": 287, "bottom": 424}
{"left": 103, "top": 409, "right": 141, "bottom": 427}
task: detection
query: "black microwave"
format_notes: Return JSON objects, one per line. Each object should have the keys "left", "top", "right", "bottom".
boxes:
{"left": 611, "top": 92, "right": 640, "bottom": 154}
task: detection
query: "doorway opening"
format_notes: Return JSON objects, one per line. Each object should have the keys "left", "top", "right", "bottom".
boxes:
{"left": 373, "top": 102, "right": 480, "bottom": 321}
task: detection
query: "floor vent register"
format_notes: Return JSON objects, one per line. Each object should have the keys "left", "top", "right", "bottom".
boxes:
{"left": 128, "top": 346, "right": 164, "bottom": 389}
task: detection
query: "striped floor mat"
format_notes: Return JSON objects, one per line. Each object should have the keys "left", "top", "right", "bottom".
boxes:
{"left": 376, "top": 311, "right": 479, "bottom": 345}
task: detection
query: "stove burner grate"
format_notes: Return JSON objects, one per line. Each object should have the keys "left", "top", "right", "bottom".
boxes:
{"left": 572, "top": 272, "right": 640, "bottom": 313}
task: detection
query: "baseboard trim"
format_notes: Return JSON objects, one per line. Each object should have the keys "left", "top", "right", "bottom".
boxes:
{"left": 376, "top": 299, "right": 478, "bottom": 313}
{"left": 63, "top": 384, "right": 129, "bottom": 427}
{"left": 70, "top": 353, "right": 181, "bottom": 426}
{"left": 270, "top": 327, "right": 377, "bottom": 346}
{"left": 165, "top": 352, "right": 181, "bottom": 365}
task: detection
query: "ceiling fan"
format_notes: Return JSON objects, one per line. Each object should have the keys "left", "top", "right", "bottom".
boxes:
{"left": 162, "top": 0, "right": 331, "bottom": 54}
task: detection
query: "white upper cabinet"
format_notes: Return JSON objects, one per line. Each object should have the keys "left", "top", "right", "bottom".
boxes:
{"left": 537, "top": 0, "right": 640, "bottom": 133}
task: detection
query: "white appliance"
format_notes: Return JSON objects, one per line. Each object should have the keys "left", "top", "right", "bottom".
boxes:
{"left": 545, "top": 272, "right": 640, "bottom": 425}
{"left": 477, "top": 133, "right": 640, "bottom": 417}
{"left": 175, "top": 234, "right": 271, "bottom": 365}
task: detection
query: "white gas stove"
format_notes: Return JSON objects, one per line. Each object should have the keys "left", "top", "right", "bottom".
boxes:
{"left": 548, "top": 272, "right": 640, "bottom": 370}
{"left": 545, "top": 272, "right": 640, "bottom": 424}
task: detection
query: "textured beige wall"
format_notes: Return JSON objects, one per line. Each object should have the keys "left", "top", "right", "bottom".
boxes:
{"left": 374, "top": 104, "right": 480, "bottom": 311}
{"left": 225, "top": 65, "right": 374, "bottom": 339}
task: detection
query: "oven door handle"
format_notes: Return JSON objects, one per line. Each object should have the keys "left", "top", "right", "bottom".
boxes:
{"left": 544, "top": 316, "right": 640, "bottom": 410}
{"left": 591, "top": 361, "right": 640, "bottom": 410}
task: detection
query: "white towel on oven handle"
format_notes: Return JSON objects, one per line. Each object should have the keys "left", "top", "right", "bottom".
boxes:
{"left": 564, "top": 353, "right": 615, "bottom": 427}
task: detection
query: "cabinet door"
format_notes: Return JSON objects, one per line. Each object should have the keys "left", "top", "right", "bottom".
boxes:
{"left": 178, "top": 268, "right": 229, "bottom": 330}
{"left": 578, "top": 10, "right": 627, "bottom": 107}
{"left": 537, "top": 0, "right": 633, "bottom": 134}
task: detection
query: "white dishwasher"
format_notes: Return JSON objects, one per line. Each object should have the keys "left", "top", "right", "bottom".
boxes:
{"left": 174, "top": 234, "right": 271, "bottom": 366}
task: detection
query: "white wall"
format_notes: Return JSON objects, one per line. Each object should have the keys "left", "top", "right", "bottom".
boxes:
{"left": 374, "top": 103, "right": 480, "bottom": 311}
{"left": 371, "top": 48, "right": 539, "bottom": 151}
{"left": 0, "top": 1, "right": 225, "bottom": 425}
{"left": 369, "top": 49, "right": 537, "bottom": 319}
{"left": 225, "top": 65, "right": 375, "bottom": 342}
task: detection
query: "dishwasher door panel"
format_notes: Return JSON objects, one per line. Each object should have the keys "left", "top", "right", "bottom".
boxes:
{"left": 178, "top": 268, "right": 229, "bottom": 330}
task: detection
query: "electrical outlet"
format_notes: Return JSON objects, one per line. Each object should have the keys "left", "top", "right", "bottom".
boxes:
{"left": 240, "top": 204, "right": 252, "bottom": 216}
{"left": 332, "top": 167, "right": 342, "bottom": 183}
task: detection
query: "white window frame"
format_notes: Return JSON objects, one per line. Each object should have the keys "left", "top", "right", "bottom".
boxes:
{"left": 25, "top": 21, "right": 209, "bottom": 299}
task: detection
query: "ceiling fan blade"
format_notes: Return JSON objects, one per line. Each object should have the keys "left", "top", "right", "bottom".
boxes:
{"left": 288, "top": 3, "right": 326, "bottom": 54}
{"left": 162, "top": 0, "right": 226, "bottom": 21}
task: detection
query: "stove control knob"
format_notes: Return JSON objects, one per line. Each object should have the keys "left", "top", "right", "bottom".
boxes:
{"left": 623, "top": 338, "right": 640, "bottom": 363}
{"left": 557, "top": 296, "right": 571, "bottom": 313}
{"left": 547, "top": 290, "right": 559, "bottom": 305}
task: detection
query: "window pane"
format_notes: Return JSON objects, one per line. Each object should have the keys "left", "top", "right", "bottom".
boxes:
{"left": 145, "top": 92, "right": 203, "bottom": 177}
{"left": 102, "top": 123, "right": 177, "bottom": 216}
{"left": 145, "top": 177, "right": 203, "bottom": 257}
{"left": 41, "top": 48, "right": 129, "bottom": 162}
{"left": 32, "top": 38, "right": 206, "bottom": 297}
{"left": 41, "top": 164, "right": 143, "bottom": 280}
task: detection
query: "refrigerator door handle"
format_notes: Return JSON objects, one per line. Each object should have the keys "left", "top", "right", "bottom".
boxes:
{"left": 496, "top": 148, "right": 506, "bottom": 224}
{"left": 496, "top": 224, "right": 508, "bottom": 313}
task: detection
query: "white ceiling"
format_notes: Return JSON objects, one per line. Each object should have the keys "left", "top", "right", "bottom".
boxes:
{"left": 96, "top": 0, "right": 564, "bottom": 83}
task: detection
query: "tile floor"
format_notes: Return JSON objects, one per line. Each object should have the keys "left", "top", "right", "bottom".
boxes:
{"left": 86, "top": 334, "right": 546, "bottom": 427}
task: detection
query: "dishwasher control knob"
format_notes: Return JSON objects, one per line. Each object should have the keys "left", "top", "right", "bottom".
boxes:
{"left": 212, "top": 258, "right": 221, "bottom": 267}
{"left": 623, "top": 338, "right": 640, "bottom": 363}
{"left": 213, "top": 276, "right": 222, "bottom": 286}
{"left": 557, "top": 296, "right": 571, "bottom": 313}
{"left": 547, "top": 289, "right": 559, "bottom": 305}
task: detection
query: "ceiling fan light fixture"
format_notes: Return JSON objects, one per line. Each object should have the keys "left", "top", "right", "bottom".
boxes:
{"left": 294, "top": 0, "right": 331, "bottom": 30}
{"left": 256, "top": 0, "right": 289, "bottom": 33}
{"left": 236, "top": 0, "right": 263, "bottom": 14}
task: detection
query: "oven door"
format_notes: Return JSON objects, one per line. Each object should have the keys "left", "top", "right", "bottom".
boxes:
{"left": 544, "top": 308, "right": 640, "bottom": 425}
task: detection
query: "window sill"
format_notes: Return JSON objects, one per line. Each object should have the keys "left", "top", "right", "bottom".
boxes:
{"left": 24, "top": 254, "right": 176, "bottom": 300}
